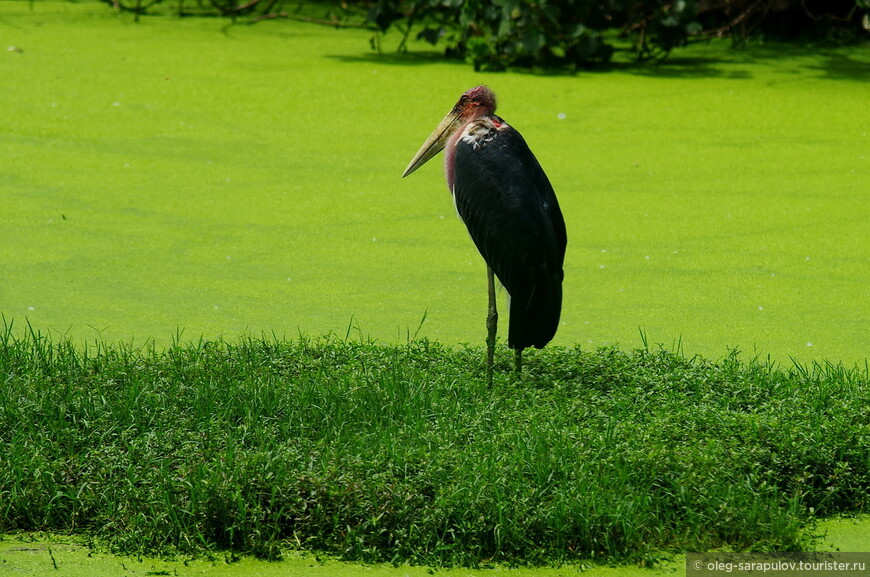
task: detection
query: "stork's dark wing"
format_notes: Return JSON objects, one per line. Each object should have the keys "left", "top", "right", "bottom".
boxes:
{"left": 453, "top": 122, "right": 567, "bottom": 350}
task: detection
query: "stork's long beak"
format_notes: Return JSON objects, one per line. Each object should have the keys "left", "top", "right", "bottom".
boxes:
{"left": 402, "top": 110, "right": 463, "bottom": 178}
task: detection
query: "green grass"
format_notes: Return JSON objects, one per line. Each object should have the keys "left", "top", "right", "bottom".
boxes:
{"left": 1, "top": 1, "right": 868, "bottom": 365}
{"left": 1, "top": 323, "right": 867, "bottom": 566}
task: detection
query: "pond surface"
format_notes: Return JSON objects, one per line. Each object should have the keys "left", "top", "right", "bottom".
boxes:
{"left": 2, "top": 517, "right": 868, "bottom": 577}
{"left": 2, "top": 0, "right": 868, "bottom": 366}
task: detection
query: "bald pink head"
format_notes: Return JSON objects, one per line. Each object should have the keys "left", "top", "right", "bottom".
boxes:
{"left": 402, "top": 85, "right": 499, "bottom": 179}
{"left": 450, "top": 85, "right": 497, "bottom": 121}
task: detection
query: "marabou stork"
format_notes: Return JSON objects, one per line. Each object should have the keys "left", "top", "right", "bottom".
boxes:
{"left": 402, "top": 86, "right": 567, "bottom": 385}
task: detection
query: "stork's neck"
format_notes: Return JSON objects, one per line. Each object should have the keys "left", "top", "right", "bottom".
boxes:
{"left": 444, "top": 130, "right": 461, "bottom": 191}
{"left": 444, "top": 114, "right": 507, "bottom": 192}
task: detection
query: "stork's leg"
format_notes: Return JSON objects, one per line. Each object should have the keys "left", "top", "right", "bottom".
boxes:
{"left": 486, "top": 266, "right": 498, "bottom": 387}
{"left": 515, "top": 348, "right": 523, "bottom": 376}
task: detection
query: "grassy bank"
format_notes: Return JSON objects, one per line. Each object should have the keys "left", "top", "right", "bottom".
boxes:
{"left": 1, "top": 323, "right": 867, "bottom": 566}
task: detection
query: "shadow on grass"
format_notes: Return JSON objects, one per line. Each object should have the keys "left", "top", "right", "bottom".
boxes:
{"left": 614, "top": 55, "right": 754, "bottom": 79}
{"left": 628, "top": 43, "right": 870, "bottom": 81}
{"left": 331, "top": 41, "right": 870, "bottom": 82}
{"left": 798, "top": 50, "right": 870, "bottom": 81}
{"left": 328, "top": 50, "right": 754, "bottom": 79}
{"left": 327, "top": 50, "right": 459, "bottom": 67}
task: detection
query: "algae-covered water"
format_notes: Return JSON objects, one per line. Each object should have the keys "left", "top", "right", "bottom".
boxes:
{"left": 3, "top": 516, "right": 869, "bottom": 576}
{"left": 2, "top": 1, "right": 868, "bottom": 365}
{"left": 2, "top": 517, "right": 868, "bottom": 577}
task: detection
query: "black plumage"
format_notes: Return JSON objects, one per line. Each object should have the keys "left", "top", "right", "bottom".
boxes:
{"left": 453, "top": 121, "right": 566, "bottom": 350}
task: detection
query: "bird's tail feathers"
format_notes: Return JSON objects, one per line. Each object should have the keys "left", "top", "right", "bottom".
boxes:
{"left": 506, "top": 266, "right": 562, "bottom": 351}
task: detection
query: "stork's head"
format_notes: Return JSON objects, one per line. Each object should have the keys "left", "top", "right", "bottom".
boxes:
{"left": 402, "top": 86, "right": 497, "bottom": 178}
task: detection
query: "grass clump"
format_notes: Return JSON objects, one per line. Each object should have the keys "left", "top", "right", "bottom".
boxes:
{"left": 0, "top": 321, "right": 867, "bottom": 566}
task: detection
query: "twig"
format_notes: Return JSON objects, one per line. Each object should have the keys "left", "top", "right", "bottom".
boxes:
{"left": 800, "top": 0, "right": 855, "bottom": 23}
{"left": 247, "top": 11, "right": 369, "bottom": 27}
